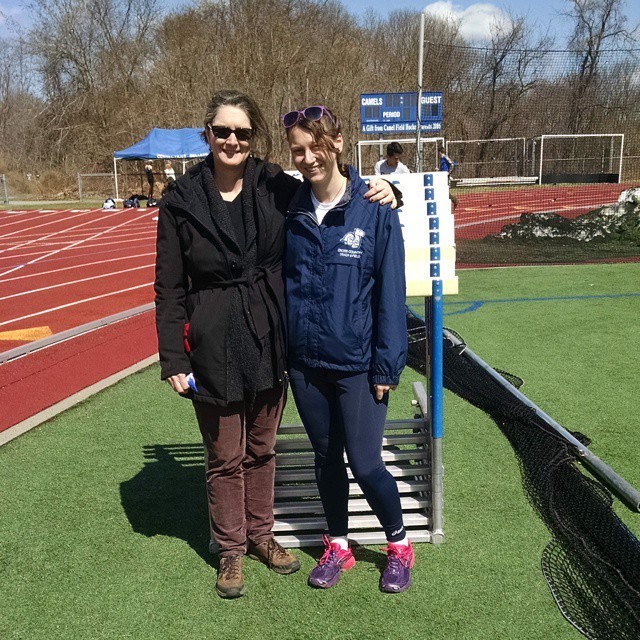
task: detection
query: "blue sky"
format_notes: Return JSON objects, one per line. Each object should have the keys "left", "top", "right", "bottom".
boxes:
{"left": 348, "top": 0, "right": 640, "bottom": 43}
{"left": 2, "top": 0, "right": 640, "bottom": 43}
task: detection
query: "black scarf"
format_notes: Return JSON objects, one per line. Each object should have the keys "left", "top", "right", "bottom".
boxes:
{"left": 200, "top": 156, "right": 272, "bottom": 404}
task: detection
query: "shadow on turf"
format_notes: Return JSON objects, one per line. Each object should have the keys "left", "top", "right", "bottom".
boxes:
{"left": 120, "top": 444, "right": 216, "bottom": 566}
{"left": 119, "top": 444, "right": 389, "bottom": 573}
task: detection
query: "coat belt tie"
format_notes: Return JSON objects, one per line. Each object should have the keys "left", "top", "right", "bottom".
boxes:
{"left": 191, "top": 265, "right": 283, "bottom": 342}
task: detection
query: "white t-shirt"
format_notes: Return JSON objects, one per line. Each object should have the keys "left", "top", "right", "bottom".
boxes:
{"left": 164, "top": 167, "right": 176, "bottom": 181}
{"left": 374, "top": 159, "right": 410, "bottom": 175}
{"left": 311, "top": 183, "right": 346, "bottom": 224}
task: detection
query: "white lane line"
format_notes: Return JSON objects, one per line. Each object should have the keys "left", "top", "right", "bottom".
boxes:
{"left": 0, "top": 210, "right": 154, "bottom": 249}
{"left": 0, "top": 233, "right": 156, "bottom": 249}
{"left": 64, "top": 237, "right": 157, "bottom": 250}
{"left": 0, "top": 210, "right": 154, "bottom": 278}
{"left": 455, "top": 214, "right": 521, "bottom": 229}
{"left": 3, "top": 243, "right": 157, "bottom": 266}
{"left": 0, "top": 209, "right": 104, "bottom": 239}
{"left": 0, "top": 242, "right": 155, "bottom": 264}
{"left": 0, "top": 265, "right": 154, "bottom": 301}
{"left": 0, "top": 228, "right": 154, "bottom": 241}
{"left": 0, "top": 252, "right": 156, "bottom": 283}
{"left": 0, "top": 208, "right": 128, "bottom": 253}
{"left": 0, "top": 209, "right": 69, "bottom": 231}
{"left": 0, "top": 282, "right": 153, "bottom": 328}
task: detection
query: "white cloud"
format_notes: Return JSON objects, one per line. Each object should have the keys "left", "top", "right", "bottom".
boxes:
{"left": 423, "top": 1, "right": 510, "bottom": 42}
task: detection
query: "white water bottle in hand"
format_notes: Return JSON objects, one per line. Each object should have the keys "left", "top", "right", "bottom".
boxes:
{"left": 185, "top": 373, "right": 197, "bottom": 392}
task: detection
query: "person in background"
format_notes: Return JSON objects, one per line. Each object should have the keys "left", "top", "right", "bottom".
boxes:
{"left": 163, "top": 160, "right": 176, "bottom": 183}
{"left": 161, "top": 160, "right": 177, "bottom": 197}
{"left": 374, "top": 142, "right": 410, "bottom": 175}
{"left": 154, "top": 91, "right": 398, "bottom": 600}
{"left": 438, "top": 146, "right": 455, "bottom": 174}
{"left": 144, "top": 160, "right": 155, "bottom": 200}
{"left": 437, "top": 146, "right": 458, "bottom": 209}
{"left": 282, "top": 105, "right": 413, "bottom": 593}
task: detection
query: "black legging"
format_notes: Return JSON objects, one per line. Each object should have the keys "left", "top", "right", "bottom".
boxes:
{"left": 288, "top": 363, "right": 405, "bottom": 542}
{"left": 145, "top": 169, "right": 154, "bottom": 199}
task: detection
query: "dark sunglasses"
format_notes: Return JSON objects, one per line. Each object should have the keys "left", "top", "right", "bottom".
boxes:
{"left": 207, "top": 124, "right": 254, "bottom": 142}
{"left": 280, "top": 105, "right": 335, "bottom": 129}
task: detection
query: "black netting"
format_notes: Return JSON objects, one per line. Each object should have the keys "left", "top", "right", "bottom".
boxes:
{"left": 406, "top": 308, "right": 640, "bottom": 639}
{"left": 421, "top": 43, "right": 640, "bottom": 268}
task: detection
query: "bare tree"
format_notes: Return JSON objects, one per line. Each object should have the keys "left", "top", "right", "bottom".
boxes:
{"left": 563, "top": 0, "right": 639, "bottom": 131}
{"left": 444, "top": 13, "right": 551, "bottom": 172}
{"left": 0, "top": 37, "right": 41, "bottom": 170}
{"left": 0, "top": 0, "right": 635, "bottom": 189}
{"left": 26, "top": 0, "right": 161, "bottom": 169}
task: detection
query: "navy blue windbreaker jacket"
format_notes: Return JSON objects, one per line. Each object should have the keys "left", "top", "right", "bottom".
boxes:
{"left": 284, "top": 165, "right": 407, "bottom": 385}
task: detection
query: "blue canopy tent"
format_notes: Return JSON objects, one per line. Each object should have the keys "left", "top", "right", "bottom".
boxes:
{"left": 112, "top": 127, "right": 209, "bottom": 199}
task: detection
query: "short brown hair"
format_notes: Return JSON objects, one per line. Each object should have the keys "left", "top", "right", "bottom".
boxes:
{"left": 202, "top": 90, "right": 272, "bottom": 159}
{"left": 285, "top": 106, "right": 346, "bottom": 176}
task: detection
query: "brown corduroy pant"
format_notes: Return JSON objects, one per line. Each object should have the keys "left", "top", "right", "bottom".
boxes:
{"left": 193, "top": 386, "right": 285, "bottom": 557}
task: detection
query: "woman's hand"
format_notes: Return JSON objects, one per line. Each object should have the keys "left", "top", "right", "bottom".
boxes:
{"left": 374, "top": 384, "right": 398, "bottom": 400}
{"left": 364, "top": 177, "right": 398, "bottom": 209}
{"left": 167, "top": 373, "right": 191, "bottom": 394}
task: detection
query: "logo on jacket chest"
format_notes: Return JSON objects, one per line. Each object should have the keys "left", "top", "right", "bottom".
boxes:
{"left": 338, "top": 227, "right": 365, "bottom": 259}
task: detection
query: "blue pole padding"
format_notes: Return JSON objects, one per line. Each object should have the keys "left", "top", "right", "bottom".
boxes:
{"left": 430, "top": 279, "right": 444, "bottom": 439}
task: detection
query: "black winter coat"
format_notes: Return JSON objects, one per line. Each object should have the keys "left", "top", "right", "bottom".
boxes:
{"left": 154, "top": 155, "right": 300, "bottom": 405}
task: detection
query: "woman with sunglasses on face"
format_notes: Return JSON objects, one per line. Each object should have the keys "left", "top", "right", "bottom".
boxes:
{"left": 154, "top": 91, "right": 397, "bottom": 599}
{"left": 281, "top": 106, "right": 413, "bottom": 593}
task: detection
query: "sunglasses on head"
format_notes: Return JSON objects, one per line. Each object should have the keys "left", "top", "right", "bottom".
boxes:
{"left": 280, "top": 105, "right": 335, "bottom": 129}
{"left": 207, "top": 124, "right": 254, "bottom": 142}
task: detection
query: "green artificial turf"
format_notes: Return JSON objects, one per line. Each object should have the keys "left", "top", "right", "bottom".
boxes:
{"left": 1, "top": 263, "right": 639, "bottom": 640}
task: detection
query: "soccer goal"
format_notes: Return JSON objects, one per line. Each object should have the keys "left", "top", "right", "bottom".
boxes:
{"left": 532, "top": 133, "right": 624, "bottom": 184}
{"left": 77, "top": 173, "right": 118, "bottom": 200}
{"left": 355, "top": 137, "right": 444, "bottom": 175}
{"left": 445, "top": 137, "right": 536, "bottom": 185}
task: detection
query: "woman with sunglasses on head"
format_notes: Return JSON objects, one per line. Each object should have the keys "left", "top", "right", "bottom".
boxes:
{"left": 281, "top": 106, "right": 413, "bottom": 593}
{"left": 154, "top": 90, "right": 398, "bottom": 599}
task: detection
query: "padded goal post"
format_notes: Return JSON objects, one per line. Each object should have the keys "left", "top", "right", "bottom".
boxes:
{"left": 533, "top": 133, "right": 624, "bottom": 184}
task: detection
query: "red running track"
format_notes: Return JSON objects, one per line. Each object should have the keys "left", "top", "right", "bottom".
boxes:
{"left": 0, "top": 207, "right": 158, "bottom": 433}
{"left": 454, "top": 183, "right": 626, "bottom": 240}
{"left": 0, "top": 207, "right": 157, "bottom": 351}
{"left": 0, "top": 311, "right": 157, "bottom": 432}
{"left": 1, "top": 186, "right": 625, "bottom": 353}
{"left": 0, "top": 185, "right": 628, "bottom": 433}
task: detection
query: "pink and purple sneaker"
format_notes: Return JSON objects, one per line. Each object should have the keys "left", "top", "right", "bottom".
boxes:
{"left": 380, "top": 540, "right": 415, "bottom": 593}
{"left": 308, "top": 534, "right": 356, "bottom": 588}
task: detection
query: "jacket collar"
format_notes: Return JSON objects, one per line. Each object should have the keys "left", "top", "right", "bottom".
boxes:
{"left": 287, "top": 165, "right": 366, "bottom": 218}
{"left": 165, "top": 153, "right": 264, "bottom": 246}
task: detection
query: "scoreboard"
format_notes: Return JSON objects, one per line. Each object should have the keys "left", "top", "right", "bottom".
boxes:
{"left": 360, "top": 92, "right": 443, "bottom": 135}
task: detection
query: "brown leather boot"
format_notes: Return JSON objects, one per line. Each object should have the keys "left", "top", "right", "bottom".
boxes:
{"left": 247, "top": 537, "right": 301, "bottom": 575}
{"left": 216, "top": 554, "right": 245, "bottom": 599}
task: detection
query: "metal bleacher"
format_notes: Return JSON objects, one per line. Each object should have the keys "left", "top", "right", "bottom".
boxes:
{"left": 142, "top": 381, "right": 443, "bottom": 552}
{"left": 273, "top": 381, "right": 442, "bottom": 547}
